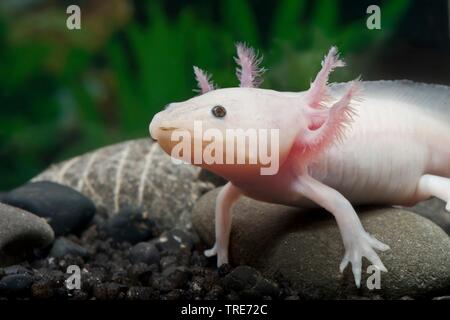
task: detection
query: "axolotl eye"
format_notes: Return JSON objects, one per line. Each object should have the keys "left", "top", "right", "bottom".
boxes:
{"left": 211, "top": 105, "right": 226, "bottom": 118}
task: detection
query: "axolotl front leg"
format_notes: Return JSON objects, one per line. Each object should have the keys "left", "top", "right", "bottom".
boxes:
{"left": 204, "top": 182, "right": 241, "bottom": 265}
{"left": 205, "top": 175, "right": 389, "bottom": 288}
{"left": 293, "top": 174, "right": 389, "bottom": 287}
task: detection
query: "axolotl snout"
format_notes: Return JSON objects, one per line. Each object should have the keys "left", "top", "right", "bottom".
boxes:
{"left": 149, "top": 44, "right": 450, "bottom": 287}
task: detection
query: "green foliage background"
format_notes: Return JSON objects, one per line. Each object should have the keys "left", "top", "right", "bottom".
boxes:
{"left": 0, "top": 0, "right": 410, "bottom": 190}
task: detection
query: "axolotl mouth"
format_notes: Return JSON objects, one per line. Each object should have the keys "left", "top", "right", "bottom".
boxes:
{"left": 149, "top": 112, "right": 177, "bottom": 140}
{"left": 149, "top": 112, "right": 191, "bottom": 157}
{"left": 149, "top": 113, "right": 199, "bottom": 154}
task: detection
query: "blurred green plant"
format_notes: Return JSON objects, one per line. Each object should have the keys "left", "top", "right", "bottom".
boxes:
{"left": 0, "top": 0, "right": 410, "bottom": 190}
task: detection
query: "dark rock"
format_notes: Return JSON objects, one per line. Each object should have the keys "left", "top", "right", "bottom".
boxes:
{"left": 154, "top": 266, "right": 190, "bottom": 292}
{"left": 49, "top": 237, "right": 89, "bottom": 258}
{"left": 128, "top": 242, "right": 160, "bottom": 266}
{"left": 1, "top": 181, "right": 95, "bottom": 236}
{"left": 164, "top": 289, "right": 183, "bottom": 300}
{"left": 35, "top": 269, "right": 65, "bottom": 287}
{"left": 32, "top": 139, "right": 214, "bottom": 232}
{"left": 204, "top": 284, "right": 224, "bottom": 300}
{"left": 70, "top": 290, "right": 89, "bottom": 300}
{"left": 92, "top": 252, "right": 109, "bottom": 265}
{"left": 81, "top": 268, "right": 105, "bottom": 293}
{"left": 171, "top": 229, "right": 197, "bottom": 249}
{"left": 0, "top": 274, "right": 33, "bottom": 296}
{"left": 3, "top": 265, "right": 33, "bottom": 276}
{"left": 221, "top": 266, "right": 258, "bottom": 292}
{"left": 55, "top": 255, "right": 85, "bottom": 270}
{"left": 126, "top": 286, "right": 155, "bottom": 300}
{"left": 218, "top": 264, "right": 232, "bottom": 277}
{"left": 127, "top": 263, "right": 155, "bottom": 285}
{"left": 189, "top": 276, "right": 205, "bottom": 295}
{"left": 226, "top": 291, "right": 240, "bottom": 300}
{"left": 0, "top": 203, "right": 54, "bottom": 267}
{"left": 31, "top": 279, "right": 54, "bottom": 299}
{"left": 253, "top": 277, "right": 280, "bottom": 298}
{"left": 54, "top": 286, "right": 70, "bottom": 298}
{"left": 155, "top": 229, "right": 194, "bottom": 255}
{"left": 50, "top": 237, "right": 89, "bottom": 258}
{"left": 194, "top": 188, "right": 450, "bottom": 299}
{"left": 190, "top": 251, "right": 209, "bottom": 268}
{"left": 111, "top": 269, "right": 128, "bottom": 285}
{"left": 101, "top": 208, "right": 159, "bottom": 244}
{"left": 409, "top": 198, "right": 450, "bottom": 234}
{"left": 93, "top": 239, "right": 113, "bottom": 254}
{"left": 159, "top": 256, "right": 177, "bottom": 270}
{"left": 198, "top": 169, "right": 227, "bottom": 187}
{"left": 93, "top": 283, "right": 127, "bottom": 300}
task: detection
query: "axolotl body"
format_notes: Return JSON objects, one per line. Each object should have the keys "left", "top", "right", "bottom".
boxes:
{"left": 149, "top": 44, "right": 450, "bottom": 287}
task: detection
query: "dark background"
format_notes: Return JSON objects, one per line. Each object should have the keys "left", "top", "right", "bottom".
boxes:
{"left": 0, "top": 0, "right": 448, "bottom": 190}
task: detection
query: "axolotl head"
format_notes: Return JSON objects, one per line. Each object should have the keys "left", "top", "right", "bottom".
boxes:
{"left": 149, "top": 44, "right": 309, "bottom": 180}
{"left": 149, "top": 44, "right": 353, "bottom": 181}
{"left": 150, "top": 86, "right": 304, "bottom": 178}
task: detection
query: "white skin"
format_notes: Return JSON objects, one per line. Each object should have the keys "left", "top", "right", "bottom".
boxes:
{"left": 149, "top": 46, "right": 450, "bottom": 287}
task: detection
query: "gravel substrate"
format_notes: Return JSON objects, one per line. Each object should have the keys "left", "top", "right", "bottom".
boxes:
{"left": 1, "top": 208, "right": 449, "bottom": 300}
{"left": 0, "top": 217, "right": 300, "bottom": 300}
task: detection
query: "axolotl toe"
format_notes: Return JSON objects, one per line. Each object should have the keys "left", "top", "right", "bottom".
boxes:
{"left": 149, "top": 43, "right": 450, "bottom": 288}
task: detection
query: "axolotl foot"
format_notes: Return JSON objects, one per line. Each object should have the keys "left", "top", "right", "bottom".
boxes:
{"left": 204, "top": 245, "right": 217, "bottom": 258}
{"left": 204, "top": 243, "right": 229, "bottom": 266}
{"left": 339, "top": 231, "right": 390, "bottom": 288}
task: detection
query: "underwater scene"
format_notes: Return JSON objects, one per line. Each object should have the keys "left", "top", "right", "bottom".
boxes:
{"left": 0, "top": 0, "right": 449, "bottom": 311}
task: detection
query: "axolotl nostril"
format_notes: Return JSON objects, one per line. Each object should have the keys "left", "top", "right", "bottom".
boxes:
{"left": 149, "top": 43, "right": 450, "bottom": 288}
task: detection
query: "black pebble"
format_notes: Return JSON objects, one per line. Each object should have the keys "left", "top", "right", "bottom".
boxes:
{"left": 101, "top": 207, "right": 159, "bottom": 244}
{"left": 93, "top": 283, "right": 127, "bottom": 300}
{"left": 160, "top": 255, "right": 177, "bottom": 270}
{"left": 155, "top": 229, "right": 194, "bottom": 255}
{"left": 1, "top": 181, "right": 96, "bottom": 236}
{"left": 155, "top": 266, "right": 190, "bottom": 292}
{"left": 198, "top": 169, "right": 227, "bottom": 187}
{"left": 127, "top": 263, "right": 155, "bottom": 285}
{"left": 126, "top": 286, "right": 155, "bottom": 300}
{"left": 221, "top": 266, "right": 280, "bottom": 299}
{"left": 3, "top": 265, "right": 33, "bottom": 276}
{"left": 128, "top": 242, "right": 160, "bottom": 266}
{"left": 218, "top": 263, "right": 232, "bottom": 277}
{"left": 221, "top": 266, "right": 258, "bottom": 292}
{"left": 252, "top": 277, "right": 279, "bottom": 298}
{"left": 31, "top": 279, "right": 54, "bottom": 299}
{"left": 50, "top": 237, "right": 89, "bottom": 258}
{"left": 0, "top": 274, "right": 34, "bottom": 296}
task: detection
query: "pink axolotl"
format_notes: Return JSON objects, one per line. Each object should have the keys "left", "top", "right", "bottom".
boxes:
{"left": 149, "top": 44, "right": 450, "bottom": 287}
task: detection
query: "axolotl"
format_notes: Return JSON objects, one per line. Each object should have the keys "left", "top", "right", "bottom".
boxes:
{"left": 149, "top": 44, "right": 450, "bottom": 287}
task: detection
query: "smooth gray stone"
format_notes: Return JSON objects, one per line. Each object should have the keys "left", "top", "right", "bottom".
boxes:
{"left": 193, "top": 188, "right": 450, "bottom": 299}
{"left": 0, "top": 203, "right": 54, "bottom": 267}
{"left": 1, "top": 181, "right": 96, "bottom": 236}
{"left": 32, "top": 139, "right": 214, "bottom": 232}
{"left": 408, "top": 198, "right": 450, "bottom": 234}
